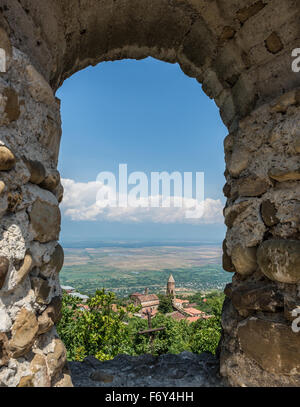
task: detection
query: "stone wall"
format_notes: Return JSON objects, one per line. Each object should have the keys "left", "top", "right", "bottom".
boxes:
{"left": 0, "top": 0, "right": 299, "bottom": 387}
{"left": 221, "top": 90, "right": 300, "bottom": 386}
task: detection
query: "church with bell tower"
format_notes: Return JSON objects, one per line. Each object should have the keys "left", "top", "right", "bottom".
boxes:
{"left": 166, "top": 274, "right": 176, "bottom": 298}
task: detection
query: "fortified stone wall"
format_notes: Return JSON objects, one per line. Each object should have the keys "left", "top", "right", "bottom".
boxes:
{"left": 0, "top": 0, "right": 299, "bottom": 387}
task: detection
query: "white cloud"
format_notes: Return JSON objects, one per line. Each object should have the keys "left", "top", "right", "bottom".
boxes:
{"left": 60, "top": 178, "right": 224, "bottom": 224}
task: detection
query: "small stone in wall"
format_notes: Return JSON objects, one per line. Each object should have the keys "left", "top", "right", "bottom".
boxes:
{"left": 0, "top": 181, "right": 5, "bottom": 195}
{"left": 265, "top": 32, "right": 283, "bottom": 54}
{"left": 236, "top": 1, "right": 266, "bottom": 24}
{"left": 9, "top": 308, "right": 39, "bottom": 358}
{"left": 270, "top": 90, "right": 299, "bottom": 113}
{"left": 237, "top": 176, "right": 270, "bottom": 197}
{"left": 3, "top": 88, "right": 21, "bottom": 123}
{"left": 38, "top": 296, "right": 62, "bottom": 334}
{"left": 31, "top": 277, "right": 51, "bottom": 305}
{"left": 46, "top": 339, "right": 67, "bottom": 380}
{"left": 7, "top": 188, "right": 23, "bottom": 212}
{"left": 231, "top": 282, "right": 283, "bottom": 313}
{"left": 40, "top": 170, "right": 60, "bottom": 192}
{"left": 0, "top": 146, "right": 16, "bottom": 171}
{"left": 219, "top": 27, "right": 236, "bottom": 42}
{"left": 0, "top": 333, "right": 9, "bottom": 367}
{"left": 30, "top": 353, "right": 51, "bottom": 387}
{"left": 25, "top": 65, "right": 55, "bottom": 106}
{"left": 222, "top": 240, "right": 235, "bottom": 273}
{"left": 231, "top": 245, "right": 257, "bottom": 276}
{"left": 257, "top": 240, "right": 300, "bottom": 283}
{"left": 24, "top": 159, "right": 46, "bottom": 185}
{"left": 227, "top": 147, "right": 249, "bottom": 177}
{"left": 40, "top": 244, "right": 64, "bottom": 277}
{"left": 15, "top": 253, "right": 33, "bottom": 286}
{"left": 284, "top": 296, "right": 300, "bottom": 322}
{"left": 17, "top": 375, "right": 34, "bottom": 387}
{"left": 268, "top": 168, "right": 300, "bottom": 182}
{"left": 29, "top": 198, "right": 61, "bottom": 243}
{"left": 261, "top": 200, "right": 279, "bottom": 227}
{"left": 54, "top": 182, "right": 64, "bottom": 203}
{"left": 0, "top": 256, "right": 9, "bottom": 289}
{"left": 238, "top": 317, "right": 300, "bottom": 375}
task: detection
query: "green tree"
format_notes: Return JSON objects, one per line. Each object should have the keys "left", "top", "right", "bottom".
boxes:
{"left": 158, "top": 294, "right": 173, "bottom": 314}
{"left": 57, "top": 289, "right": 132, "bottom": 361}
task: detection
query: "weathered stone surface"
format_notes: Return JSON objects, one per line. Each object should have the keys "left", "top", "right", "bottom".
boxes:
{"left": 9, "top": 308, "right": 39, "bottom": 358}
{"left": 47, "top": 339, "right": 67, "bottom": 378}
{"left": 224, "top": 283, "right": 233, "bottom": 299}
{"left": 54, "top": 366, "right": 73, "bottom": 387}
{"left": 295, "top": 134, "right": 300, "bottom": 153}
{"left": 257, "top": 240, "right": 300, "bottom": 284}
{"left": 0, "top": 0, "right": 299, "bottom": 389}
{"left": 0, "top": 27, "right": 12, "bottom": 71}
{"left": 270, "top": 90, "right": 300, "bottom": 113}
{"left": 238, "top": 317, "right": 300, "bottom": 374}
{"left": 231, "top": 246, "right": 257, "bottom": 276}
{"left": 265, "top": 32, "right": 283, "bottom": 54}
{"left": 15, "top": 253, "right": 33, "bottom": 286}
{"left": 227, "top": 147, "right": 249, "bottom": 177}
{"left": 0, "top": 256, "right": 9, "bottom": 289}
{"left": 31, "top": 277, "right": 51, "bottom": 304}
{"left": 224, "top": 201, "right": 250, "bottom": 228}
{"left": 261, "top": 200, "right": 279, "bottom": 227}
{"left": 40, "top": 171, "right": 60, "bottom": 192}
{"left": 17, "top": 375, "right": 34, "bottom": 387}
{"left": 38, "top": 296, "right": 62, "bottom": 334}
{"left": 70, "top": 352, "right": 224, "bottom": 387}
{"left": 0, "top": 333, "right": 9, "bottom": 367}
{"left": 231, "top": 282, "right": 283, "bottom": 313}
{"left": 0, "top": 180, "right": 5, "bottom": 195}
{"left": 1, "top": 88, "right": 21, "bottom": 123}
{"left": 219, "top": 26, "right": 235, "bottom": 42}
{"left": 54, "top": 182, "right": 64, "bottom": 203}
{"left": 7, "top": 189, "right": 23, "bottom": 212}
{"left": 30, "top": 354, "right": 51, "bottom": 387}
{"left": 40, "top": 116, "right": 62, "bottom": 165}
{"left": 222, "top": 240, "right": 235, "bottom": 273}
{"left": 236, "top": 1, "right": 266, "bottom": 24}
{"left": 269, "top": 167, "right": 300, "bottom": 182}
{"left": 284, "top": 296, "right": 300, "bottom": 322}
{"left": 90, "top": 371, "right": 114, "bottom": 383}
{"left": 29, "top": 198, "right": 61, "bottom": 243}
{"left": 0, "top": 308, "right": 12, "bottom": 333}
{"left": 25, "top": 159, "right": 46, "bottom": 185}
{"left": 26, "top": 65, "right": 55, "bottom": 105}
{"left": 0, "top": 146, "right": 16, "bottom": 171}
{"left": 237, "top": 176, "right": 270, "bottom": 197}
{"left": 223, "top": 183, "right": 231, "bottom": 198}
{"left": 40, "top": 244, "right": 64, "bottom": 277}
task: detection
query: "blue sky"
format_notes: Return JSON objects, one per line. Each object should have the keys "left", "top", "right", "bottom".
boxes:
{"left": 56, "top": 57, "right": 227, "bottom": 243}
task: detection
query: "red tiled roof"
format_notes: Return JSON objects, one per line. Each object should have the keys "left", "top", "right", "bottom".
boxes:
{"left": 187, "top": 316, "right": 200, "bottom": 323}
{"left": 184, "top": 307, "right": 203, "bottom": 316}
{"left": 169, "top": 311, "right": 186, "bottom": 321}
{"left": 135, "top": 294, "right": 159, "bottom": 302}
{"left": 174, "top": 299, "right": 189, "bottom": 304}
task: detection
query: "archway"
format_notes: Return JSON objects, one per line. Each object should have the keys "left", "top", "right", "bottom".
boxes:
{"left": 0, "top": 0, "right": 299, "bottom": 387}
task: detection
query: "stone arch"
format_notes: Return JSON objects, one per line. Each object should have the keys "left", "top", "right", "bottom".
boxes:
{"left": 0, "top": 0, "right": 299, "bottom": 387}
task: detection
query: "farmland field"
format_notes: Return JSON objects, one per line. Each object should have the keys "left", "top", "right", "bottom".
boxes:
{"left": 60, "top": 241, "right": 231, "bottom": 297}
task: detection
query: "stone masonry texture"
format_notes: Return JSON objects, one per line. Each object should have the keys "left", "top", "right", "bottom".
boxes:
{"left": 0, "top": 0, "right": 299, "bottom": 387}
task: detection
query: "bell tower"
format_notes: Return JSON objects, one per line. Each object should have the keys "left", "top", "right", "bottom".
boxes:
{"left": 166, "top": 274, "right": 175, "bottom": 298}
